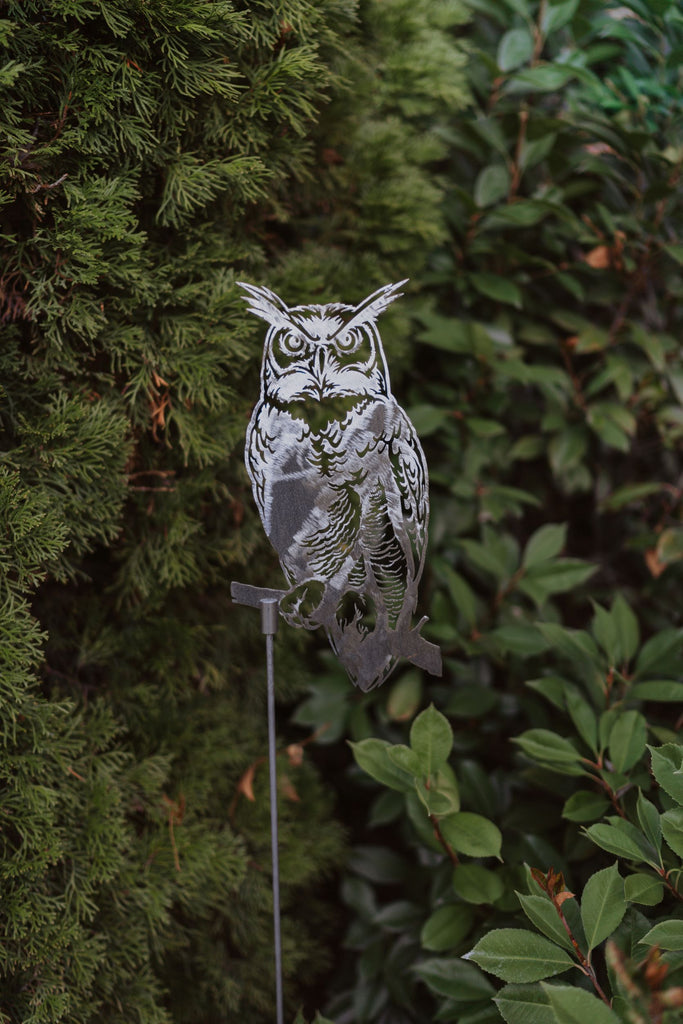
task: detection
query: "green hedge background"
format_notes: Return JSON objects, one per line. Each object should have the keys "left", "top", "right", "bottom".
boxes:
{"left": 0, "top": 1, "right": 681, "bottom": 1023}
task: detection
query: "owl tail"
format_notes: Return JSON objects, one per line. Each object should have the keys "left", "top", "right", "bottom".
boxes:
{"left": 330, "top": 617, "right": 442, "bottom": 691}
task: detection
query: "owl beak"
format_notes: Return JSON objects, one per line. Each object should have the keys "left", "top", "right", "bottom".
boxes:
{"left": 311, "top": 347, "right": 329, "bottom": 390}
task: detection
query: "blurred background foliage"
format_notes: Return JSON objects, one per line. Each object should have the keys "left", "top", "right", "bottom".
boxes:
{"left": 0, "top": 0, "right": 681, "bottom": 1022}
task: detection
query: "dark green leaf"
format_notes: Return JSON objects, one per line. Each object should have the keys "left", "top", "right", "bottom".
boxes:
{"left": 516, "top": 892, "right": 576, "bottom": 952}
{"left": 497, "top": 28, "right": 534, "bottom": 71}
{"left": 505, "top": 64, "right": 578, "bottom": 94}
{"left": 495, "top": 983, "right": 554, "bottom": 1024}
{"left": 348, "top": 845, "right": 410, "bottom": 885}
{"left": 386, "top": 672, "right": 423, "bottom": 722}
{"left": 514, "top": 729, "right": 584, "bottom": 766}
{"left": 651, "top": 745, "right": 683, "bottom": 806}
{"left": 541, "top": 0, "right": 579, "bottom": 34}
{"left": 565, "top": 690, "right": 598, "bottom": 753}
{"left": 580, "top": 863, "right": 625, "bottom": 951}
{"left": 624, "top": 874, "right": 664, "bottom": 906}
{"left": 638, "top": 921, "right": 683, "bottom": 951}
{"left": 349, "top": 738, "right": 414, "bottom": 792}
{"left": 474, "top": 165, "right": 511, "bottom": 207}
{"left": 522, "top": 523, "right": 567, "bottom": 568}
{"left": 465, "top": 929, "right": 574, "bottom": 982}
{"left": 410, "top": 705, "right": 454, "bottom": 776}
{"left": 611, "top": 594, "right": 639, "bottom": 663}
{"left": 453, "top": 864, "right": 505, "bottom": 905}
{"left": 584, "top": 823, "right": 650, "bottom": 863}
{"left": 541, "top": 984, "right": 621, "bottom": 1024}
{"left": 636, "top": 791, "right": 662, "bottom": 854}
{"left": 469, "top": 272, "right": 523, "bottom": 308}
{"left": 608, "top": 711, "right": 647, "bottom": 772}
{"left": 631, "top": 680, "right": 683, "bottom": 702}
{"left": 414, "top": 957, "right": 495, "bottom": 1000}
{"left": 421, "top": 904, "right": 475, "bottom": 952}
{"left": 661, "top": 807, "right": 683, "bottom": 859}
{"left": 440, "top": 812, "right": 503, "bottom": 859}
{"left": 562, "top": 791, "right": 610, "bottom": 822}
{"left": 388, "top": 744, "right": 423, "bottom": 777}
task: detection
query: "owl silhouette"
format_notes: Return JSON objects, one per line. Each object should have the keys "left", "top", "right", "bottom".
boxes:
{"left": 239, "top": 280, "right": 442, "bottom": 690}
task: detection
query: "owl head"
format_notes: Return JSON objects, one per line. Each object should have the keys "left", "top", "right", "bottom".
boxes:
{"left": 238, "top": 280, "right": 407, "bottom": 407}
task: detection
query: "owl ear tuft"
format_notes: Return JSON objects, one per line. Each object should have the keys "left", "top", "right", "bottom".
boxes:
{"left": 237, "top": 281, "right": 292, "bottom": 331}
{"left": 346, "top": 279, "right": 409, "bottom": 332}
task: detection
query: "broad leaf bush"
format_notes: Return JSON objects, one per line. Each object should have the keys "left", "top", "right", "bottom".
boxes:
{"left": 291, "top": 2, "right": 683, "bottom": 1021}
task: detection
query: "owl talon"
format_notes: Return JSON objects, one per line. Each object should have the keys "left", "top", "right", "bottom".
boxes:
{"left": 280, "top": 579, "right": 326, "bottom": 629}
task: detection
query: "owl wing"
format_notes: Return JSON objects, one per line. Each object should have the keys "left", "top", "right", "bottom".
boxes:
{"left": 372, "top": 400, "right": 428, "bottom": 577}
{"left": 339, "top": 399, "right": 428, "bottom": 629}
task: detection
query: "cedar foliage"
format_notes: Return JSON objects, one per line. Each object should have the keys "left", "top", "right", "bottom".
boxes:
{"left": 0, "top": 2, "right": 360, "bottom": 1021}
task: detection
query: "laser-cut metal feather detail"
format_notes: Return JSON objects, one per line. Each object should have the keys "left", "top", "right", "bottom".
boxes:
{"left": 239, "top": 281, "right": 442, "bottom": 690}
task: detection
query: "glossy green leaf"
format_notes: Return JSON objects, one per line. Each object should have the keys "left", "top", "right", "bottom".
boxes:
{"left": 624, "top": 874, "right": 664, "bottom": 906}
{"left": 523, "top": 559, "right": 597, "bottom": 596}
{"left": 464, "top": 929, "right": 574, "bottom": 982}
{"left": 648, "top": 744, "right": 683, "bottom": 804}
{"left": 495, "top": 983, "right": 554, "bottom": 1024}
{"left": 453, "top": 864, "right": 505, "bottom": 905}
{"left": 460, "top": 539, "right": 508, "bottom": 580}
{"left": 522, "top": 523, "right": 567, "bottom": 568}
{"left": 414, "top": 957, "right": 495, "bottom": 1000}
{"left": 439, "top": 565, "right": 478, "bottom": 628}
{"left": 440, "top": 812, "right": 503, "bottom": 859}
{"left": 611, "top": 594, "right": 640, "bottom": 663}
{"left": 505, "top": 64, "right": 578, "bottom": 94}
{"left": 497, "top": 27, "right": 534, "bottom": 71}
{"left": 388, "top": 744, "right": 423, "bottom": 777}
{"left": 421, "top": 904, "right": 475, "bottom": 952}
{"left": 386, "top": 672, "right": 422, "bottom": 722}
{"left": 541, "top": 984, "right": 621, "bottom": 1024}
{"left": 580, "top": 863, "right": 625, "bottom": 951}
{"left": 661, "top": 807, "right": 683, "bottom": 858}
{"left": 565, "top": 690, "right": 598, "bottom": 753}
{"left": 631, "top": 680, "right": 683, "bottom": 702}
{"left": 474, "top": 164, "right": 511, "bottom": 207}
{"left": 513, "top": 729, "right": 584, "bottom": 766}
{"left": 584, "top": 823, "right": 651, "bottom": 863}
{"left": 541, "top": 0, "right": 579, "bottom": 34}
{"left": 469, "top": 272, "right": 523, "bottom": 308}
{"left": 349, "top": 739, "right": 414, "bottom": 792}
{"left": 636, "top": 790, "right": 662, "bottom": 854}
{"left": 562, "top": 791, "right": 610, "bottom": 822}
{"left": 608, "top": 711, "right": 648, "bottom": 772}
{"left": 515, "top": 892, "right": 576, "bottom": 952}
{"left": 635, "top": 630, "right": 682, "bottom": 678}
{"left": 638, "top": 920, "right": 683, "bottom": 951}
{"left": 410, "top": 704, "right": 454, "bottom": 776}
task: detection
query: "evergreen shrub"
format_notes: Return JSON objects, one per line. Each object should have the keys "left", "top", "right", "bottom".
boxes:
{"left": 0, "top": 2, "right": 362, "bottom": 1020}
{"left": 291, "top": 3, "right": 683, "bottom": 1022}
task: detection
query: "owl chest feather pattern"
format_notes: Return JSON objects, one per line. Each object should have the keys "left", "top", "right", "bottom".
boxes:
{"left": 246, "top": 395, "right": 426, "bottom": 592}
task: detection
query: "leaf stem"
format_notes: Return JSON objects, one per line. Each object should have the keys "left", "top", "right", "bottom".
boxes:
{"left": 550, "top": 893, "right": 612, "bottom": 1005}
{"left": 429, "top": 814, "right": 460, "bottom": 866}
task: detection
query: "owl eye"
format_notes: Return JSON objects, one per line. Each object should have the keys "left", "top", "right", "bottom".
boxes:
{"left": 279, "top": 330, "right": 305, "bottom": 356}
{"left": 335, "top": 329, "right": 362, "bottom": 354}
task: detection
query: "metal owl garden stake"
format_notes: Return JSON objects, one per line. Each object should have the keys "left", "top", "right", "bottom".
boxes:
{"left": 231, "top": 281, "right": 441, "bottom": 1023}
{"left": 237, "top": 279, "right": 442, "bottom": 689}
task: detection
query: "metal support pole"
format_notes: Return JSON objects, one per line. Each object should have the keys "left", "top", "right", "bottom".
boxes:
{"left": 231, "top": 583, "right": 286, "bottom": 1024}
{"left": 261, "top": 598, "right": 284, "bottom": 1024}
